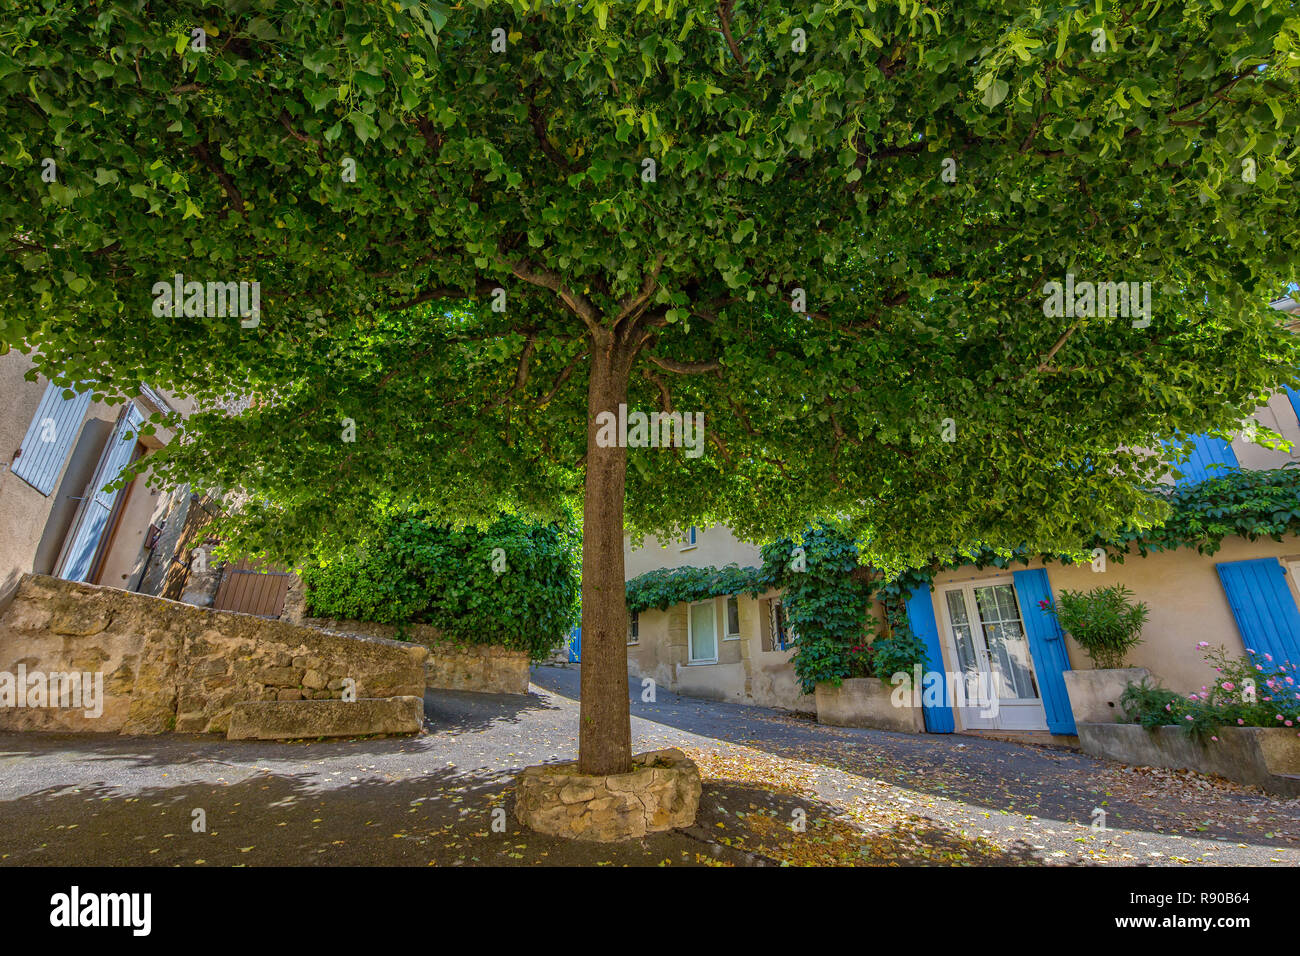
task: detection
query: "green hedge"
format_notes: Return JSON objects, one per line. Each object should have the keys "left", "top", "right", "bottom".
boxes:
{"left": 302, "top": 511, "right": 579, "bottom": 658}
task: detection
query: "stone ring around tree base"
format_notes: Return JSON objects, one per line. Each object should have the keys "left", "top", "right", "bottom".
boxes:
{"left": 514, "top": 748, "right": 702, "bottom": 842}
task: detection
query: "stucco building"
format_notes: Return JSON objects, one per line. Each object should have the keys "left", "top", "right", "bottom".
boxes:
{"left": 621, "top": 294, "right": 1300, "bottom": 736}
{"left": 0, "top": 351, "right": 198, "bottom": 603}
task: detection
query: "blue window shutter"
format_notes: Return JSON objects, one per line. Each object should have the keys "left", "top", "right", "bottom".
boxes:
{"left": 1286, "top": 387, "right": 1300, "bottom": 430}
{"left": 904, "top": 588, "right": 954, "bottom": 733}
{"left": 1166, "top": 433, "right": 1239, "bottom": 486}
{"left": 1012, "top": 569, "right": 1077, "bottom": 735}
{"left": 10, "top": 382, "right": 92, "bottom": 495}
{"left": 1216, "top": 559, "right": 1300, "bottom": 672}
{"left": 567, "top": 626, "right": 581, "bottom": 663}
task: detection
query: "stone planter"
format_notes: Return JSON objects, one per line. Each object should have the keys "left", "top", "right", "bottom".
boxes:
{"left": 1063, "top": 667, "right": 1150, "bottom": 725}
{"left": 514, "top": 748, "right": 701, "bottom": 842}
{"left": 1077, "top": 723, "right": 1300, "bottom": 796}
{"left": 815, "top": 677, "right": 924, "bottom": 733}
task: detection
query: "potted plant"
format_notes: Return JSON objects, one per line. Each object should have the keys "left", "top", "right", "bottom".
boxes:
{"left": 1044, "top": 584, "right": 1152, "bottom": 725}
{"left": 1069, "top": 644, "right": 1300, "bottom": 795}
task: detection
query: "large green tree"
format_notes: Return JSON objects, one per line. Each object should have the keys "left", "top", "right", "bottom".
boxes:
{"left": 3, "top": 0, "right": 1298, "bottom": 774}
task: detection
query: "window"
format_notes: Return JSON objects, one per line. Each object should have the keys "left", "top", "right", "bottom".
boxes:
{"left": 724, "top": 595, "right": 740, "bottom": 640}
{"left": 680, "top": 525, "right": 698, "bottom": 551}
{"left": 764, "top": 599, "right": 794, "bottom": 651}
{"left": 10, "top": 382, "right": 93, "bottom": 495}
{"left": 627, "top": 609, "right": 639, "bottom": 645}
{"left": 688, "top": 600, "right": 717, "bottom": 663}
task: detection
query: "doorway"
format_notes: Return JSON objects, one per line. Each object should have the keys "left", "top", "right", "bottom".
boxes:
{"left": 937, "top": 580, "right": 1047, "bottom": 731}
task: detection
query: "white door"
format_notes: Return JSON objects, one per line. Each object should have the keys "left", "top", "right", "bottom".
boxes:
{"left": 939, "top": 581, "right": 1047, "bottom": 731}
{"left": 53, "top": 405, "right": 143, "bottom": 583}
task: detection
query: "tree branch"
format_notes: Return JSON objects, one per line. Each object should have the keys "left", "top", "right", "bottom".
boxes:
{"left": 502, "top": 257, "right": 601, "bottom": 328}
{"left": 716, "top": 1, "right": 749, "bottom": 73}
{"left": 645, "top": 354, "right": 721, "bottom": 374}
{"left": 189, "top": 142, "right": 246, "bottom": 219}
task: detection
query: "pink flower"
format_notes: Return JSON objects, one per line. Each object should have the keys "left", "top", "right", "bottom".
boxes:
{"left": 1211, "top": 736, "right": 1219, "bottom": 742}
{"left": 1185, "top": 715, "right": 1194, "bottom": 721}
{"left": 1165, "top": 703, "right": 1173, "bottom": 712}
{"left": 1277, "top": 714, "right": 1285, "bottom": 721}
{"left": 1222, "top": 682, "right": 1235, "bottom": 691}
{"left": 1237, "top": 718, "right": 1245, "bottom": 725}
{"left": 1265, "top": 653, "right": 1274, "bottom": 662}
{"left": 1288, "top": 721, "right": 1295, "bottom": 728}
{"left": 1198, "top": 641, "right": 1210, "bottom": 648}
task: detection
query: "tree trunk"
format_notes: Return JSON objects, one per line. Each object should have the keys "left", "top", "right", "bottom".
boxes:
{"left": 578, "top": 333, "right": 635, "bottom": 776}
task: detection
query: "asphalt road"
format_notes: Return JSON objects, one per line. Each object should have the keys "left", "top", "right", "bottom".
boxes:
{"left": 0, "top": 664, "right": 1293, "bottom": 866}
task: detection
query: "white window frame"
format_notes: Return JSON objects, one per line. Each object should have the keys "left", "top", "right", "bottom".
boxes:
{"left": 686, "top": 599, "right": 718, "bottom": 664}
{"left": 627, "top": 609, "right": 640, "bottom": 645}
{"left": 723, "top": 594, "right": 741, "bottom": 641}
{"left": 680, "top": 525, "right": 698, "bottom": 551}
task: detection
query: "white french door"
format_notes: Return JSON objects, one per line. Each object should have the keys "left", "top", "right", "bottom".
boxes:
{"left": 939, "top": 580, "right": 1047, "bottom": 731}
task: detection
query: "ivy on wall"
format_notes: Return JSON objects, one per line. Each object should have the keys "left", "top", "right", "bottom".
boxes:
{"left": 1094, "top": 468, "right": 1300, "bottom": 559}
{"left": 624, "top": 564, "right": 768, "bottom": 614}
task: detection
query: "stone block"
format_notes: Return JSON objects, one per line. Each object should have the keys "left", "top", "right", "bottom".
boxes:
{"left": 227, "top": 696, "right": 425, "bottom": 740}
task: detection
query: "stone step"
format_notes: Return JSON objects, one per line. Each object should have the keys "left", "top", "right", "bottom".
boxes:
{"left": 227, "top": 696, "right": 424, "bottom": 741}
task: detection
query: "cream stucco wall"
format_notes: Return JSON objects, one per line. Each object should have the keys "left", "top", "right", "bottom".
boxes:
{"left": 624, "top": 524, "right": 762, "bottom": 578}
{"left": 626, "top": 590, "right": 815, "bottom": 712}
{"left": 1232, "top": 390, "right": 1300, "bottom": 470}
{"left": 921, "top": 534, "right": 1300, "bottom": 703}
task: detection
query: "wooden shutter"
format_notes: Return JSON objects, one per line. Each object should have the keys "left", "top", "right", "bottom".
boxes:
{"left": 11, "top": 382, "right": 93, "bottom": 495}
{"left": 1011, "top": 569, "right": 1077, "bottom": 735}
{"left": 53, "top": 404, "right": 143, "bottom": 583}
{"left": 1216, "top": 558, "right": 1300, "bottom": 672}
{"left": 904, "top": 587, "right": 955, "bottom": 733}
{"left": 1167, "top": 433, "right": 1239, "bottom": 486}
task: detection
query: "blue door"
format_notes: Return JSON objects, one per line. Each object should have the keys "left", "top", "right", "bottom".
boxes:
{"left": 1216, "top": 558, "right": 1300, "bottom": 672}
{"left": 566, "top": 626, "right": 581, "bottom": 663}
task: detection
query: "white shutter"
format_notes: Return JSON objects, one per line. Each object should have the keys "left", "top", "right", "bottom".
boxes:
{"left": 10, "top": 383, "right": 93, "bottom": 495}
{"left": 53, "top": 404, "right": 144, "bottom": 583}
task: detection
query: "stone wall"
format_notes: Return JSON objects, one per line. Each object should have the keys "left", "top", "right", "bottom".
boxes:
{"left": 0, "top": 574, "right": 426, "bottom": 735}
{"left": 1078, "top": 722, "right": 1300, "bottom": 796}
{"left": 287, "top": 591, "right": 531, "bottom": 695}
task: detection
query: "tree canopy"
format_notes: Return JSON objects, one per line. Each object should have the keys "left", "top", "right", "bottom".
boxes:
{"left": 3, "top": 0, "right": 1298, "bottom": 772}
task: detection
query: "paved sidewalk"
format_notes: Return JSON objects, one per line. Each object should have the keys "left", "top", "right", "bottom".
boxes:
{"left": 0, "top": 664, "right": 1293, "bottom": 866}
